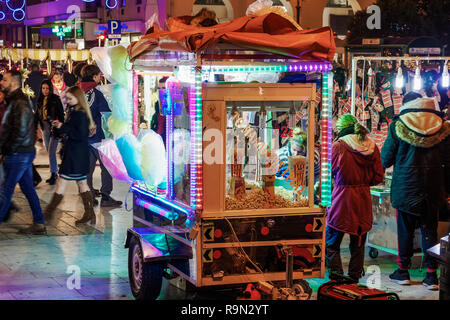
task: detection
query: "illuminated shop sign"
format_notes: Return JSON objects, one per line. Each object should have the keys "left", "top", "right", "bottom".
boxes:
{"left": 52, "top": 25, "right": 73, "bottom": 40}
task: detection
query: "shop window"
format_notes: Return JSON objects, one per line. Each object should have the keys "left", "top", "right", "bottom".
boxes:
{"left": 137, "top": 6, "right": 141, "bottom": 13}
{"left": 136, "top": 0, "right": 142, "bottom": 4}
{"left": 172, "top": 89, "right": 191, "bottom": 206}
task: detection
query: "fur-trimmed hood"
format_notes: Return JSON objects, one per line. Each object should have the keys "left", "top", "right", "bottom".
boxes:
{"left": 396, "top": 114, "right": 450, "bottom": 148}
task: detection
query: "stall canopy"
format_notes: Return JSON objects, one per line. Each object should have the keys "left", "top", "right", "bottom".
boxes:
{"left": 0, "top": 48, "right": 92, "bottom": 62}
{"left": 128, "top": 12, "right": 336, "bottom": 62}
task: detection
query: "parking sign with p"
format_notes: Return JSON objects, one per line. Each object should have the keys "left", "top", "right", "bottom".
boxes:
{"left": 108, "top": 20, "right": 121, "bottom": 39}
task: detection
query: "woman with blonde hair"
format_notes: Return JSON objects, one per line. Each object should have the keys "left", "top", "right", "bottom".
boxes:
{"left": 326, "top": 114, "right": 384, "bottom": 282}
{"left": 44, "top": 86, "right": 97, "bottom": 225}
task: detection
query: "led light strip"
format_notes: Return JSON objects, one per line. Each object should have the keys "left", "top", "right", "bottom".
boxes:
{"left": 131, "top": 186, "right": 190, "bottom": 215}
{"left": 132, "top": 71, "right": 139, "bottom": 136}
{"left": 202, "top": 62, "right": 332, "bottom": 74}
{"left": 136, "top": 199, "right": 179, "bottom": 221}
{"left": 194, "top": 68, "right": 203, "bottom": 212}
{"left": 189, "top": 86, "right": 197, "bottom": 212}
{"left": 320, "top": 72, "right": 333, "bottom": 207}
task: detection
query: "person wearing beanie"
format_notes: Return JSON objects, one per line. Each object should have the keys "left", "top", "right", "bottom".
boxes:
{"left": 326, "top": 114, "right": 384, "bottom": 282}
{"left": 382, "top": 94, "right": 450, "bottom": 290}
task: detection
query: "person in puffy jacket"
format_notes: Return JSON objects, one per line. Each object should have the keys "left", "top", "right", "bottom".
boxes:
{"left": 326, "top": 114, "right": 384, "bottom": 282}
{"left": 381, "top": 93, "right": 450, "bottom": 290}
{"left": 0, "top": 70, "right": 45, "bottom": 235}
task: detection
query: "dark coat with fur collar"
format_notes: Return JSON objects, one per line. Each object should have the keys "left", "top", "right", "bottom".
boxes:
{"left": 381, "top": 107, "right": 450, "bottom": 220}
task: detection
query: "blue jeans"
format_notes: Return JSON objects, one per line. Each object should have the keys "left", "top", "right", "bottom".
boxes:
{"left": 325, "top": 226, "right": 367, "bottom": 280}
{"left": 0, "top": 152, "right": 44, "bottom": 224}
{"left": 42, "top": 122, "right": 59, "bottom": 173}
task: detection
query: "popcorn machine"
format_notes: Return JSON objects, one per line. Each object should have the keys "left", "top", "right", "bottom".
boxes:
{"left": 124, "top": 13, "right": 335, "bottom": 300}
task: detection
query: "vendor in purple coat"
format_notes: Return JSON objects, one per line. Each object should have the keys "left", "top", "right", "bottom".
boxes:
{"left": 326, "top": 114, "right": 384, "bottom": 282}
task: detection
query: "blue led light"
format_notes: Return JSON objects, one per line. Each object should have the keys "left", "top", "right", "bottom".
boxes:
{"left": 0, "top": 11, "right": 5, "bottom": 21}
{"left": 131, "top": 186, "right": 190, "bottom": 215}
{"left": 5, "top": 0, "right": 26, "bottom": 21}
{"left": 105, "top": 0, "right": 118, "bottom": 9}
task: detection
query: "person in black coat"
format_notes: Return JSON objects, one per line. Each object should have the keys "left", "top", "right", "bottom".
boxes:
{"left": 381, "top": 93, "right": 450, "bottom": 290}
{"left": 35, "top": 79, "right": 65, "bottom": 185}
{"left": 43, "top": 86, "right": 97, "bottom": 225}
{"left": 24, "top": 63, "right": 47, "bottom": 109}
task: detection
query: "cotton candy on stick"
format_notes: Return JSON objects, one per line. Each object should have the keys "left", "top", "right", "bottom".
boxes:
{"left": 141, "top": 130, "right": 166, "bottom": 187}
{"left": 116, "top": 134, "right": 144, "bottom": 181}
{"left": 112, "top": 84, "right": 132, "bottom": 122}
{"left": 92, "top": 139, "right": 132, "bottom": 184}
{"left": 108, "top": 45, "right": 132, "bottom": 88}
{"left": 107, "top": 115, "right": 129, "bottom": 139}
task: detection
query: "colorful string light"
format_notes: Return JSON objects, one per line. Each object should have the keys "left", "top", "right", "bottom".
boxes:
{"left": 320, "top": 72, "right": 333, "bottom": 207}
{"left": 132, "top": 71, "right": 139, "bottom": 136}
{"left": 202, "top": 62, "right": 332, "bottom": 74}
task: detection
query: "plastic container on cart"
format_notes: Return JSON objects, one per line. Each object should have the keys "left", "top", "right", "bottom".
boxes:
{"left": 368, "top": 188, "right": 422, "bottom": 259}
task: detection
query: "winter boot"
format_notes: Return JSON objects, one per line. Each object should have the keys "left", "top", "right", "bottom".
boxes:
{"left": 43, "top": 193, "right": 64, "bottom": 222}
{"left": 46, "top": 173, "right": 58, "bottom": 185}
{"left": 76, "top": 191, "right": 96, "bottom": 225}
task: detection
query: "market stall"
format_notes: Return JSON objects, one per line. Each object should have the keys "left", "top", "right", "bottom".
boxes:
{"left": 0, "top": 48, "right": 93, "bottom": 71}
{"left": 93, "top": 9, "right": 336, "bottom": 300}
{"left": 347, "top": 56, "right": 449, "bottom": 259}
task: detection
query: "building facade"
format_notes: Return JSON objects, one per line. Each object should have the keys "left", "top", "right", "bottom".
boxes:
{"left": 0, "top": 0, "right": 162, "bottom": 49}
{"left": 0, "top": 0, "right": 376, "bottom": 49}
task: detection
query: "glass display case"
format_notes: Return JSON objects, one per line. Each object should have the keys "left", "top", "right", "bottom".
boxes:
{"left": 224, "top": 101, "right": 313, "bottom": 210}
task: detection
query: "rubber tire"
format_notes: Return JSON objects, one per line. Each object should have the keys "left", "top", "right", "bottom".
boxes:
{"left": 128, "top": 237, "right": 163, "bottom": 300}
{"left": 369, "top": 247, "right": 379, "bottom": 259}
{"left": 293, "top": 279, "right": 313, "bottom": 300}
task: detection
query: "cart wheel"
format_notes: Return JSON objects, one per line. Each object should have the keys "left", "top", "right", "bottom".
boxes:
{"left": 292, "top": 280, "right": 313, "bottom": 300}
{"left": 369, "top": 248, "right": 379, "bottom": 259}
{"left": 128, "top": 237, "right": 163, "bottom": 300}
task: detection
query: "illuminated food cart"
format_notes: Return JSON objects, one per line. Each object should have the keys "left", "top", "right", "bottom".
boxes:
{"left": 124, "top": 12, "right": 336, "bottom": 300}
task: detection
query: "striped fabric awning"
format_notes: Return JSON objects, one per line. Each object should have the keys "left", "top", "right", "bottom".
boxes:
{"left": 1, "top": 49, "right": 91, "bottom": 62}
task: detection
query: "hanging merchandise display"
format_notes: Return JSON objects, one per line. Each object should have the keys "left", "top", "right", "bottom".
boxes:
{"left": 348, "top": 55, "right": 450, "bottom": 262}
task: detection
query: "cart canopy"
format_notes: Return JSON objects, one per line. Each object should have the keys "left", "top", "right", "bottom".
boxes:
{"left": 128, "top": 12, "right": 336, "bottom": 62}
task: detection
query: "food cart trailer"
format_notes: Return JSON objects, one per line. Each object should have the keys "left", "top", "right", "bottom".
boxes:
{"left": 123, "top": 12, "right": 336, "bottom": 300}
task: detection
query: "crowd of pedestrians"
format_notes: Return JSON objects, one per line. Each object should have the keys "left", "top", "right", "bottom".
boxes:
{"left": 0, "top": 62, "right": 123, "bottom": 234}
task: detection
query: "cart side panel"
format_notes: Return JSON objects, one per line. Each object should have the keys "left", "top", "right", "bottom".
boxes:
{"left": 202, "top": 100, "right": 226, "bottom": 214}
{"left": 198, "top": 213, "right": 325, "bottom": 286}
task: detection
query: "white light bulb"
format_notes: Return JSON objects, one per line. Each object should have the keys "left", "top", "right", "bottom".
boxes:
{"left": 442, "top": 62, "right": 449, "bottom": 88}
{"left": 395, "top": 67, "right": 404, "bottom": 89}
{"left": 346, "top": 79, "right": 351, "bottom": 91}
{"left": 413, "top": 66, "right": 422, "bottom": 91}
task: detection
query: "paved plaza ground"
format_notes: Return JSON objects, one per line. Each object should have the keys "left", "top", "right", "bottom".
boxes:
{"left": 0, "top": 143, "right": 440, "bottom": 300}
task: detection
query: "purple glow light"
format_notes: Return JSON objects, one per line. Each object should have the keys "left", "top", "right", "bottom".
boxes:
{"left": 286, "top": 62, "right": 331, "bottom": 73}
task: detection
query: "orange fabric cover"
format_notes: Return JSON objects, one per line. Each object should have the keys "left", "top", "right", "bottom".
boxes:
{"left": 128, "top": 13, "right": 336, "bottom": 62}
